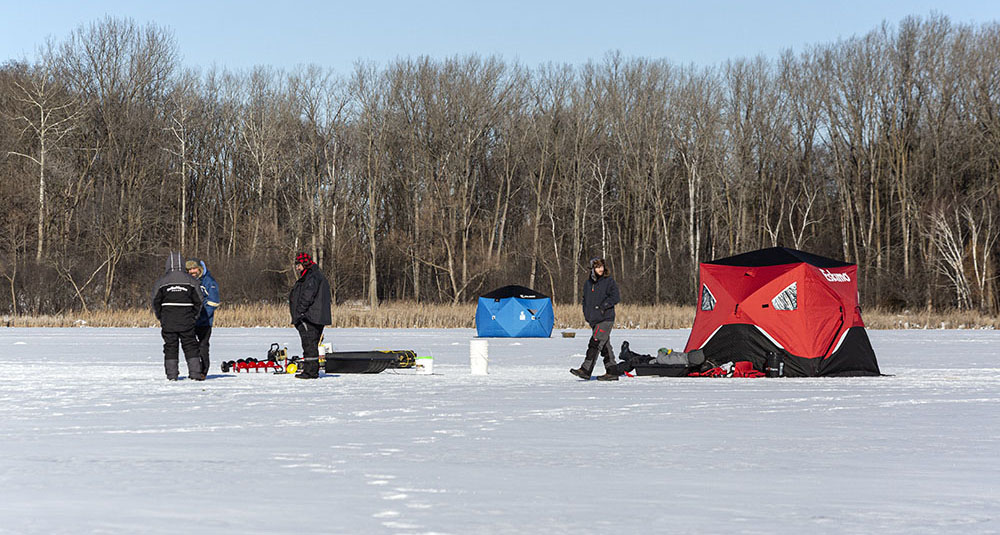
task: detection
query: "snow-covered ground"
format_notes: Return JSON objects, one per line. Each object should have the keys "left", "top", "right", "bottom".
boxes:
{"left": 1, "top": 327, "right": 998, "bottom": 534}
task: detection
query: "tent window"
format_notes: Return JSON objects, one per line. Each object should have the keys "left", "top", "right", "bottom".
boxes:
{"left": 771, "top": 282, "right": 797, "bottom": 311}
{"left": 701, "top": 285, "right": 716, "bottom": 311}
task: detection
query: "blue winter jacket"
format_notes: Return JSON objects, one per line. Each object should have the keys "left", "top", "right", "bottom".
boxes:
{"left": 195, "top": 261, "right": 220, "bottom": 327}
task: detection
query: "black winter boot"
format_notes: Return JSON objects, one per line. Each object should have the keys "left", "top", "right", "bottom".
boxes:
{"left": 574, "top": 338, "right": 602, "bottom": 380}
{"left": 186, "top": 357, "right": 205, "bottom": 380}
{"left": 570, "top": 368, "right": 591, "bottom": 380}
{"left": 296, "top": 359, "right": 320, "bottom": 379}
{"left": 596, "top": 362, "right": 620, "bottom": 381}
{"left": 165, "top": 358, "right": 179, "bottom": 381}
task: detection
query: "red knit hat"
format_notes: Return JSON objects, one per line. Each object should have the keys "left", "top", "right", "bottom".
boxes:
{"left": 295, "top": 252, "right": 314, "bottom": 267}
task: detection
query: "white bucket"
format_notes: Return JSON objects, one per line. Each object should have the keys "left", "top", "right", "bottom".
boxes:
{"left": 470, "top": 339, "right": 489, "bottom": 375}
{"left": 415, "top": 355, "right": 434, "bottom": 375}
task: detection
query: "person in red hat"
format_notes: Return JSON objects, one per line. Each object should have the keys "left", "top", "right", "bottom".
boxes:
{"left": 288, "top": 253, "right": 332, "bottom": 379}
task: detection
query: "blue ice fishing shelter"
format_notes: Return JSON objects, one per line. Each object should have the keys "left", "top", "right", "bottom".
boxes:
{"left": 475, "top": 285, "right": 554, "bottom": 338}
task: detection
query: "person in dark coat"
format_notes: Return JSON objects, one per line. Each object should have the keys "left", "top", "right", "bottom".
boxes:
{"left": 152, "top": 251, "right": 204, "bottom": 381}
{"left": 187, "top": 258, "right": 220, "bottom": 376}
{"left": 288, "top": 252, "right": 332, "bottom": 379}
{"left": 571, "top": 257, "right": 621, "bottom": 381}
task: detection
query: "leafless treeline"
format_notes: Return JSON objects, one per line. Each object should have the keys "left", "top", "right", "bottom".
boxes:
{"left": 2, "top": 15, "right": 999, "bottom": 315}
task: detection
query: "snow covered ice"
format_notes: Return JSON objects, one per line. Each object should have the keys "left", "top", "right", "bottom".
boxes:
{"left": 1, "top": 327, "right": 998, "bottom": 534}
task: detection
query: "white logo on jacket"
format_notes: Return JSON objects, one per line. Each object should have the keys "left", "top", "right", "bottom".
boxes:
{"left": 166, "top": 286, "right": 189, "bottom": 292}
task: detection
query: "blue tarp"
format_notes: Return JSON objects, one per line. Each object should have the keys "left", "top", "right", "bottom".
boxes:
{"left": 475, "top": 285, "right": 554, "bottom": 338}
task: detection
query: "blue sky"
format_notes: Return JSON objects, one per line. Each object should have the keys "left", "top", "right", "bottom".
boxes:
{"left": 3, "top": 0, "right": 1000, "bottom": 73}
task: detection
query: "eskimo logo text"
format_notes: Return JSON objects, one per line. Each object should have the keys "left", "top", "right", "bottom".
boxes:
{"left": 820, "top": 269, "right": 850, "bottom": 282}
{"left": 166, "top": 286, "right": 188, "bottom": 292}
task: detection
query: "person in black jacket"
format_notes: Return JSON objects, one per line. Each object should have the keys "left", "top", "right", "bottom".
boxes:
{"left": 288, "top": 252, "right": 332, "bottom": 379}
{"left": 152, "top": 251, "right": 204, "bottom": 381}
{"left": 571, "top": 257, "right": 621, "bottom": 381}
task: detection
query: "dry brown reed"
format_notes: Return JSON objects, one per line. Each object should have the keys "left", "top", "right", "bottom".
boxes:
{"left": 861, "top": 306, "right": 1000, "bottom": 330}
{"left": 2, "top": 303, "right": 997, "bottom": 330}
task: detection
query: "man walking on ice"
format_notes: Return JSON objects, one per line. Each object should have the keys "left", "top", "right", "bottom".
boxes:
{"left": 571, "top": 257, "right": 621, "bottom": 381}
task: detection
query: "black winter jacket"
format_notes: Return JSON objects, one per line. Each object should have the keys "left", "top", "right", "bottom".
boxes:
{"left": 582, "top": 272, "right": 620, "bottom": 326}
{"left": 152, "top": 252, "right": 203, "bottom": 332}
{"left": 289, "top": 265, "right": 332, "bottom": 326}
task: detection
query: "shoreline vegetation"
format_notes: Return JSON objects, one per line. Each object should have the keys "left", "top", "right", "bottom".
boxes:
{"left": 3, "top": 303, "right": 998, "bottom": 330}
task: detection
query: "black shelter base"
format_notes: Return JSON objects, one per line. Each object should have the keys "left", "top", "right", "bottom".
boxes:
{"left": 697, "top": 324, "right": 880, "bottom": 377}
{"left": 819, "top": 327, "right": 881, "bottom": 376}
{"left": 632, "top": 364, "right": 695, "bottom": 377}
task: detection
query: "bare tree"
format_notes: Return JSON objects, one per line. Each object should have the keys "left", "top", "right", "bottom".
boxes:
{"left": 163, "top": 68, "right": 201, "bottom": 250}
{"left": 780, "top": 50, "right": 826, "bottom": 250}
{"left": 928, "top": 205, "right": 974, "bottom": 310}
{"left": 0, "top": 225, "right": 27, "bottom": 316}
{"left": 6, "top": 53, "right": 80, "bottom": 261}
{"left": 55, "top": 17, "right": 178, "bottom": 306}
{"left": 671, "top": 67, "right": 722, "bottom": 289}
{"left": 238, "top": 66, "right": 287, "bottom": 256}
{"left": 351, "top": 62, "right": 390, "bottom": 309}
{"left": 962, "top": 200, "right": 1000, "bottom": 312}
{"left": 526, "top": 63, "right": 572, "bottom": 289}
{"left": 565, "top": 63, "right": 602, "bottom": 305}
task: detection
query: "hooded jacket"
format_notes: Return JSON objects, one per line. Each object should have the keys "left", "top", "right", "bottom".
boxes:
{"left": 288, "top": 263, "right": 332, "bottom": 326}
{"left": 152, "top": 252, "right": 203, "bottom": 332}
{"left": 582, "top": 263, "right": 620, "bottom": 326}
{"left": 191, "top": 260, "right": 220, "bottom": 327}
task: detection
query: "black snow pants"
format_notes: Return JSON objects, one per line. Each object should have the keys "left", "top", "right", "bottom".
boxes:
{"left": 296, "top": 320, "right": 325, "bottom": 378}
{"left": 580, "top": 320, "right": 616, "bottom": 375}
{"left": 194, "top": 325, "right": 212, "bottom": 376}
{"left": 163, "top": 328, "right": 202, "bottom": 380}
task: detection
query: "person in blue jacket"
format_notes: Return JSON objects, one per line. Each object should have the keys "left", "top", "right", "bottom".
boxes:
{"left": 571, "top": 257, "right": 621, "bottom": 381}
{"left": 187, "top": 258, "right": 220, "bottom": 375}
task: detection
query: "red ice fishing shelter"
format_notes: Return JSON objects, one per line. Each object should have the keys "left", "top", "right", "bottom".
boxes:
{"left": 684, "top": 247, "right": 880, "bottom": 377}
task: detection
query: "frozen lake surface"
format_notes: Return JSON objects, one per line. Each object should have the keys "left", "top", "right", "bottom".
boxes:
{"left": 1, "top": 327, "right": 998, "bottom": 534}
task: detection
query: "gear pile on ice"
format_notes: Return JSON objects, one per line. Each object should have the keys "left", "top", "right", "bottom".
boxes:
{"left": 688, "top": 360, "right": 765, "bottom": 378}
{"left": 220, "top": 343, "right": 291, "bottom": 373}
{"left": 614, "top": 341, "right": 775, "bottom": 378}
{"left": 220, "top": 343, "right": 418, "bottom": 375}
{"left": 614, "top": 341, "right": 706, "bottom": 377}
